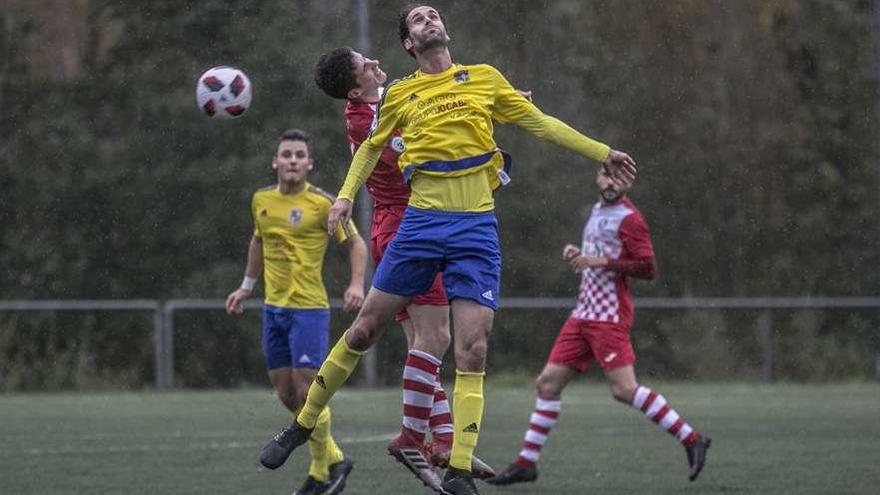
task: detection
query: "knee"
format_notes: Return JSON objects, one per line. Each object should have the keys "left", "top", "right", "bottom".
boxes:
{"left": 455, "top": 338, "right": 488, "bottom": 371}
{"left": 610, "top": 382, "right": 637, "bottom": 404}
{"left": 434, "top": 328, "right": 451, "bottom": 352}
{"left": 535, "top": 373, "right": 563, "bottom": 399}
{"left": 276, "top": 386, "right": 298, "bottom": 408}
{"left": 415, "top": 326, "right": 451, "bottom": 356}
{"left": 347, "top": 315, "right": 382, "bottom": 350}
{"left": 294, "top": 381, "right": 311, "bottom": 406}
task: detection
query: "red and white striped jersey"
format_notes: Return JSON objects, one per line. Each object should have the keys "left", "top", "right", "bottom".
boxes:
{"left": 571, "top": 197, "right": 654, "bottom": 328}
{"left": 344, "top": 88, "right": 411, "bottom": 212}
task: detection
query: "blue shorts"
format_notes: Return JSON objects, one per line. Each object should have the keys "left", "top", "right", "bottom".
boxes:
{"left": 372, "top": 207, "right": 501, "bottom": 310}
{"left": 261, "top": 305, "right": 330, "bottom": 370}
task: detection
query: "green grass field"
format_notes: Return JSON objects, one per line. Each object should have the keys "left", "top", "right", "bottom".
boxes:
{"left": 1, "top": 383, "right": 878, "bottom": 494}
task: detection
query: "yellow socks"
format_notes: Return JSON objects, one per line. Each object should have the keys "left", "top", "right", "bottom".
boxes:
{"left": 307, "top": 407, "right": 344, "bottom": 481}
{"left": 297, "top": 333, "right": 365, "bottom": 428}
{"left": 449, "top": 370, "right": 485, "bottom": 471}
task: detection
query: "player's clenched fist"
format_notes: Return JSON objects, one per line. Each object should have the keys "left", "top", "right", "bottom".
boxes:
{"left": 562, "top": 244, "right": 581, "bottom": 262}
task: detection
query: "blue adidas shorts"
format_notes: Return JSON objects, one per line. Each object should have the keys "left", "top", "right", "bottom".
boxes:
{"left": 261, "top": 305, "right": 330, "bottom": 370}
{"left": 372, "top": 207, "right": 501, "bottom": 310}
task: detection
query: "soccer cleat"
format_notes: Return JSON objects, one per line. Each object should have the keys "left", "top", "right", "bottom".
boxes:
{"left": 685, "top": 434, "right": 712, "bottom": 482}
{"left": 485, "top": 462, "right": 538, "bottom": 486}
{"left": 427, "top": 441, "right": 496, "bottom": 479}
{"left": 387, "top": 430, "right": 445, "bottom": 493}
{"left": 324, "top": 457, "right": 354, "bottom": 495}
{"left": 291, "top": 475, "right": 329, "bottom": 495}
{"left": 259, "top": 421, "right": 314, "bottom": 470}
{"left": 441, "top": 467, "right": 479, "bottom": 495}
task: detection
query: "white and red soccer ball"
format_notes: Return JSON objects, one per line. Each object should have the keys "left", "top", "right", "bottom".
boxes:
{"left": 196, "top": 66, "right": 252, "bottom": 119}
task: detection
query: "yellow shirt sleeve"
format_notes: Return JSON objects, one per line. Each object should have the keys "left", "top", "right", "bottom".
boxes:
{"left": 489, "top": 66, "right": 611, "bottom": 163}
{"left": 338, "top": 84, "right": 403, "bottom": 202}
{"left": 337, "top": 142, "right": 382, "bottom": 202}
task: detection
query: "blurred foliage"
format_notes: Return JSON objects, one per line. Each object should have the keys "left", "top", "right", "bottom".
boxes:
{"left": 1, "top": 0, "right": 878, "bottom": 390}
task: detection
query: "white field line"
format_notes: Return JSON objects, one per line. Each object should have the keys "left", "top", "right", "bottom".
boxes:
{"left": 0, "top": 433, "right": 395, "bottom": 457}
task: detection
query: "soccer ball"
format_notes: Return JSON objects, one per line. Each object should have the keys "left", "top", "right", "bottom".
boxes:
{"left": 196, "top": 66, "right": 252, "bottom": 119}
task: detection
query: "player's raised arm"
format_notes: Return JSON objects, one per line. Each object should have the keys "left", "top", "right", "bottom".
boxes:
{"left": 489, "top": 66, "right": 636, "bottom": 186}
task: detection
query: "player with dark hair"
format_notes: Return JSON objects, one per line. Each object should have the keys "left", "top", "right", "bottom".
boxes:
{"left": 226, "top": 129, "right": 366, "bottom": 495}
{"left": 487, "top": 168, "right": 711, "bottom": 486}
{"left": 262, "top": 5, "right": 636, "bottom": 494}
{"left": 314, "top": 47, "right": 495, "bottom": 490}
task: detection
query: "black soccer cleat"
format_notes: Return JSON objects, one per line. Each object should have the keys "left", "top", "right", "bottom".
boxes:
{"left": 292, "top": 475, "right": 329, "bottom": 495}
{"left": 441, "top": 467, "right": 479, "bottom": 495}
{"left": 259, "top": 421, "right": 314, "bottom": 470}
{"left": 485, "top": 462, "right": 538, "bottom": 486}
{"left": 685, "top": 434, "right": 712, "bottom": 482}
{"left": 324, "top": 457, "right": 354, "bottom": 495}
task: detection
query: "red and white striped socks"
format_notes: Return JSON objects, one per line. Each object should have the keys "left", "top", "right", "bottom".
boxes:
{"left": 515, "top": 398, "right": 561, "bottom": 468}
{"left": 402, "top": 350, "right": 453, "bottom": 442}
{"left": 429, "top": 381, "right": 454, "bottom": 440}
{"left": 631, "top": 385, "right": 698, "bottom": 445}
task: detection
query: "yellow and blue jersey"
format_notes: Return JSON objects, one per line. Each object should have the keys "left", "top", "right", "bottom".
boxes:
{"left": 338, "top": 63, "right": 611, "bottom": 212}
{"left": 251, "top": 183, "right": 358, "bottom": 309}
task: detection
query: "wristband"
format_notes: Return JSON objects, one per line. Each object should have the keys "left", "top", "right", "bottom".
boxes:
{"left": 241, "top": 276, "right": 257, "bottom": 291}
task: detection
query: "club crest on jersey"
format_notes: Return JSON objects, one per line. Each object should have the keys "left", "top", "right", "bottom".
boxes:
{"left": 390, "top": 136, "right": 406, "bottom": 153}
{"left": 289, "top": 209, "right": 303, "bottom": 226}
{"left": 454, "top": 69, "right": 470, "bottom": 83}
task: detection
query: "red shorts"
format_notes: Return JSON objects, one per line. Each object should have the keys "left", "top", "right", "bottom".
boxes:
{"left": 371, "top": 206, "right": 448, "bottom": 322}
{"left": 547, "top": 317, "right": 635, "bottom": 372}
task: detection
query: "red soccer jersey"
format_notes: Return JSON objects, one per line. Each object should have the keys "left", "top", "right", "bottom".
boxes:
{"left": 344, "top": 94, "right": 410, "bottom": 212}
{"left": 571, "top": 198, "right": 654, "bottom": 329}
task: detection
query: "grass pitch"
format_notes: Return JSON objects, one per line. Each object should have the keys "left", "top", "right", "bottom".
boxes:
{"left": 1, "top": 383, "right": 877, "bottom": 494}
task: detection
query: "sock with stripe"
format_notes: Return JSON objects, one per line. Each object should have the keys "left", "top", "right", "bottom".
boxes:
{"left": 449, "top": 370, "right": 485, "bottom": 472}
{"left": 401, "top": 349, "right": 441, "bottom": 443}
{"left": 630, "top": 385, "right": 699, "bottom": 445}
{"left": 297, "top": 333, "right": 365, "bottom": 429}
{"left": 428, "top": 371, "right": 454, "bottom": 443}
{"left": 515, "top": 398, "right": 561, "bottom": 469}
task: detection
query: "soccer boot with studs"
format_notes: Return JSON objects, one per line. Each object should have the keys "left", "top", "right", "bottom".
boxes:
{"left": 324, "top": 457, "right": 354, "bottom": 495}
{"left": 485, "top": 462, "right": 538, "bottom": 486}
{"left": 259, "top": 420, "right": 314, "bottom": 470}
{"left": 386, "top": 428, "right": 444, "bottom": 493}
{"left": 685, "top": 434, "right": 712, "bottom": 481}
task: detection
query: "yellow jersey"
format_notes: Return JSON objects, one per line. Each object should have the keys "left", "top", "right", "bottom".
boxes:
{"left": 338, "top": 63, "right": 611, "bottom": 212}
{"left": 251, "top": 183, "right": 358, "bottom": 309}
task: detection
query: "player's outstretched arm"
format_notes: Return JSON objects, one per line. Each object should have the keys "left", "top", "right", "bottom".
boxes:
{"left": 521, "top": 110, "right": 636, "bottom": 186}
{"left": 490, "top": 67, "right": 637, "bottom": 186}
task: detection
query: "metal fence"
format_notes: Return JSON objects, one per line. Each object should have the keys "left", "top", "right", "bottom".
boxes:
{"left": 1, "top": 297, "right": 878, "bottom": 389}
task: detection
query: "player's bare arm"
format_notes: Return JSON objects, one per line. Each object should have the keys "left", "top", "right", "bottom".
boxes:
{"left": 569, "top": 255, "right": 608, "bottom": 272}
{"left": 226, "top": 235, "right": 263, "bottom": 316}
{"left": 343, "top": 234, "right": 367, "bottom": 312}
